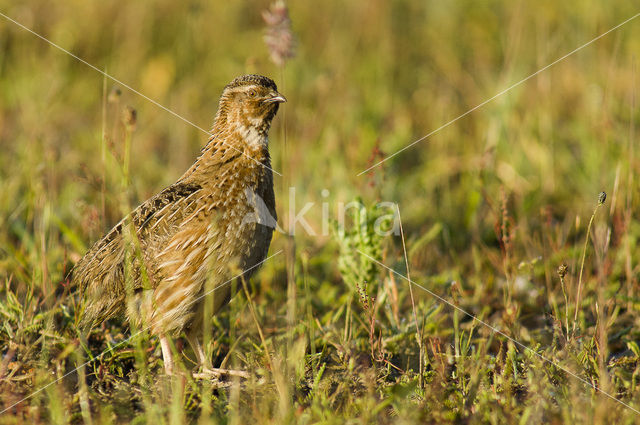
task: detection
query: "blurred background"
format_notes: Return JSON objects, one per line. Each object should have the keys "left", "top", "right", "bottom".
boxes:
{"left": 2, "top": 0, "right": 640, "bottom": 421}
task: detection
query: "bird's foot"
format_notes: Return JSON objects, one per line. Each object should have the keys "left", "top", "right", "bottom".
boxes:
{"left": 192, "top": 366, "right": 250, "bottom": 380}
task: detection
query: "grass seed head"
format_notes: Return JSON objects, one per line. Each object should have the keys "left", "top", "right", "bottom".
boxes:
{"left": 122, "top": 106, "right": 137, "bottom": 131}
{"left": 557, "top": 264, "right": 568, "bottom": 279}
{"left": 262, "top": 1, "right": 296, "bottom": 67}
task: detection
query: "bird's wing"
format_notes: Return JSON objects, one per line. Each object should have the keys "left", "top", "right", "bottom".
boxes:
{"left": 72, "top": 181, "right": 205, "bottom": 326}
{"left": 72, "top": 141, "right": 245, "bottom": 328}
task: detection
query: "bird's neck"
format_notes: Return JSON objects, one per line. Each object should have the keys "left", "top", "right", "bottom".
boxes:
{"left": 214, "top": 107, "right": 272, "bottom": 147}
{"left": 211, "top": 114, "right": 271, "bottom": 155}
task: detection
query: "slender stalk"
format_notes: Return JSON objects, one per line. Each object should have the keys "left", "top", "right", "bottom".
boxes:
{"left": 572, "top": 192, "right": 606, "bottom": 334}
{"left": 396, "top": 204, "right": 424, "bottom": 388}
{"left": 240, "top": 275, "right": 275, "bottom": 374}
{"left": 557, "top": 264, "right": 569, "bottom": 339}
{"left": 100, "top": 73, "right": 107, "bottom": 227}
{"left": 76, "top": 347, "right": 93, "bottom": 425}
{"left": 625, "top": 60, "right": 636, "bottom": 311}
{"left": 302, "top": 252, "right": 316, "bottom": 369}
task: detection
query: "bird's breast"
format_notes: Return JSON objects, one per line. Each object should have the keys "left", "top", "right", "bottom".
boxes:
{"left": 235, "top": 124, "right": 268, "bottom": 150}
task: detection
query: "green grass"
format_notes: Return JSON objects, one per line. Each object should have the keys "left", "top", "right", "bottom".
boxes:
{"left": 2, "top": 0, "right": 640, "bottom": 423}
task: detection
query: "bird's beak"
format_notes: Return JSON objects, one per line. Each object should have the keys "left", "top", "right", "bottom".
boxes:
{"left": 263, "top": 92, "right": 287, "bottom": 104}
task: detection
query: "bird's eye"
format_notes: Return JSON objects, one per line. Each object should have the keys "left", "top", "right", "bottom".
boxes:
{"left": 248, "top": 89, "right": 257, "bottom": 98}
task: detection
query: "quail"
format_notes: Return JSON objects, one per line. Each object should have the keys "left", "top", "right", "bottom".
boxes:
{"left": 72, "top": 74, "right": 285, "bottom": 375}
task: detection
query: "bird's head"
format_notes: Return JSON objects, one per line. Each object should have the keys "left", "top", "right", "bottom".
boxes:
{"left": 214, "top": 75, "right": 286, "bottom": 140}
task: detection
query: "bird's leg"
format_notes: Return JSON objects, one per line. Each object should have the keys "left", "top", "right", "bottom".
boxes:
{"left": 186, "top": 333, "right": 211, "bottom": 368}
{"left": 159, "top": 334, "right": 174, "bottom": 375}
{"left": 186, "top": 333, "right": 249, "bottom": 379}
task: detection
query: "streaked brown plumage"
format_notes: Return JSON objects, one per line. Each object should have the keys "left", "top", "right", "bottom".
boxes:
{"left": 72, "top": 74, "right": 285, "bottom": 374}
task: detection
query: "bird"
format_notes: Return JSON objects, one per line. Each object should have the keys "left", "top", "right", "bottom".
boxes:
{"left": 72, "top": 74, "right": 285, "bottom": 375}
